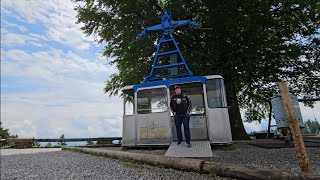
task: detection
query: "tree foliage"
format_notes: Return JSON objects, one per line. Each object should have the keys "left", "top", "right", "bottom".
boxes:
{"left": 86, "top": 139, "right": 95, "bottom": 146}
{"left": 45, "top": 142, "right": 52, "bottom": 148}
{"left": 75, "top": 0, "right": 319, "bottom": 139}
{"left": 0, "top": 122, "right": 18, "bottom": 147}
{"left": 32, "top": 141, "right": 41, "bottom": 147}
{"left": 303, "top": 119, "right": 320, "bottom": 134}
{"left": 58, "top": 134, "right": 67, "bottom": 146}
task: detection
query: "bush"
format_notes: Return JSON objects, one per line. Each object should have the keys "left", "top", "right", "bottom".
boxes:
{"left": 58, "top": 134, "right": 67, "bottom": 146}
{"left": 45, "top": 142, "right": 52, "bottom": 148}
{"left": 0, "top": 122, "right": 18, "bottom": 147}
{"left": 303, "top": 119, "right": 320, "bottom": 134}
{"left": 86, "top": 139, "right": 95, "bottom": 146}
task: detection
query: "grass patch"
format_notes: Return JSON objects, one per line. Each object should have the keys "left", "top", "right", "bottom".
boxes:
{"left": 42, "top": 145, "right": 63, "bottom": 148}
{"left": 118, "top": 157, "right": 139, "bottom": 165}
{"left": 0, "top": 145, "right": 13, "bottom": 149}
{"left": 207, "top": 172, "right": 217, "bottom": 178}
{"left": 64, "top": 148, "right": 82, "bottom": 153}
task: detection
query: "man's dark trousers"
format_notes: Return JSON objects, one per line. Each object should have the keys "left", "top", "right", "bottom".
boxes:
{"left": 174, "top": 113, "right": 191, "bottom": 144}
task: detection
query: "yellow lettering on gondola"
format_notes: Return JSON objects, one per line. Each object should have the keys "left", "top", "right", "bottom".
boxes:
{"left": 140, "top": 128, "right": 168, "bottom": 139}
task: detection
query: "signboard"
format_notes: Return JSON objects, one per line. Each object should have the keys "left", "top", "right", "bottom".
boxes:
{"left": 140, "top": 128, "right": 168, "bottom": 139}
{"left": 190, "top": 116, "right": 206, "bottom": 128}
{"left": 139, "top": 121, "right": 168, "bottom": 140}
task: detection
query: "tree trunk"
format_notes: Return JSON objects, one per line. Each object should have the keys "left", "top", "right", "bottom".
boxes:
{"left": 224, "top": 77, "right": 250, "bottom": 140}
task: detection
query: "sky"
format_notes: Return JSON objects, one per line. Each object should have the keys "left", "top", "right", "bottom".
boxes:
{"left": 1, "top": 0, "right": 319, "bottom": 138}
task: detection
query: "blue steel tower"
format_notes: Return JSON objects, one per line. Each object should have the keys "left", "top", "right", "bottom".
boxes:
{"left": 138, "top": 10, "right": 202, "bottom": 82}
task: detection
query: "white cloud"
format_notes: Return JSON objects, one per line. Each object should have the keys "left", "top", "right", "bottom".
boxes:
{"left": 1, "top": 49, "right": 109, "bottom": 81}
{"left": 1, "top": 95, "right": 123, "bottom": 138}
{"left": 1, "top": 33, "right": 27, "bottom": 46}
{"left": 1, "top": 0, "right": 122, "bottom": 139}
{"left": 1, "top": 29, "right": 49, "bottom": 47}
{"left": 1, "top": 0, "right": 95, "bottom": 50}
{"left": 299, "top": 103, "right": 320, "bottom": 122}
{"left": 1, "top": 48, "right": 122, "bottom": 138}
{"left": 29, "top": 42, "right": 43, "bottom": 47}
{"left": 1, "top": 20, "right": 27, "bottom": 32}
{"left": 1, "top": 94, "right": 123, "bottom": 138}
{"left": 28, "top": 33, "right": 49, "bottom": 42}
{"left": 244, "top": 121, "right": 262, "bottom": 133}
{"left": 8, "top": 120, "right": 38, "bottom": 138}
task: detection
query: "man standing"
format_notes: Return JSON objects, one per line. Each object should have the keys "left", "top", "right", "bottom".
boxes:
{"left": 170, "top": 85, "right": 192, "bottom": 147}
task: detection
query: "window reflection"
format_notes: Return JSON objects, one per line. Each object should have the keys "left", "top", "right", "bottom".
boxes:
{"left": 137, "top": 88, "right": 168, "bottom": 114}
{"left": 123, "top": 90, "right": 134, "bottom": 116}
{"left": 206, "top": 79, "right": 225, "bottom": 108}
{"left": 188, "top": 94, "right": 205, "bottom": 114}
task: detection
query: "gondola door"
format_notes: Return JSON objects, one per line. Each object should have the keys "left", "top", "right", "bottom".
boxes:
{"left": 135, "top": 86, "right": 172, "bottom": 145}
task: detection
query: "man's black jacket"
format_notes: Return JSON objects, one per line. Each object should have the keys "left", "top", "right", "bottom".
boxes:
{"left": 170, "top": 93, "right": 192, "bottom": 114}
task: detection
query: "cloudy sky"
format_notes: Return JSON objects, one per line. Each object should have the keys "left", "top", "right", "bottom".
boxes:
{"left": 1, "top": 0, "right": 319, "bottom": 138}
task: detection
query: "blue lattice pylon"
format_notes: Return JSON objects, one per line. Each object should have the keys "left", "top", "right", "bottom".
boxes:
{"left": 137, "top": 10, "right": 202, "bottom": 82}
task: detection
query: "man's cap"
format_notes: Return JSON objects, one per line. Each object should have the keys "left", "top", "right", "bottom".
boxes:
{"left": 174, "top": 85, "right": 181, "bottom": 89}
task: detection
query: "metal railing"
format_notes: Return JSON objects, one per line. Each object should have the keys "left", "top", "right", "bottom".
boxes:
{"left": 0, "top": 137, "right": 122, "bottom": 147}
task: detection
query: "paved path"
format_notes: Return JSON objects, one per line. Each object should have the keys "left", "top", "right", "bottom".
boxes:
{"left": 1, "top": 148, "right": 61, "bottom": 156}
{"left": 0, "top": 149, "right": 226, "bottom": 180}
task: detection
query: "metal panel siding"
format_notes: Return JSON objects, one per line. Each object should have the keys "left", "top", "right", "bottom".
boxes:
{"left": 204, "top": 75, "right": 223, "bottom": 79}
{"left": 271, "top": 95, "right": 304, "bottom": 128}
{"left": 122, "top": 85, "right": 134, "bottom": 91}
{"left": 122, "top": 115, "right": 136, "bottom": 146}
{"left": 135, "top": 112, "right": 172, "bottom": 144}
{"left": 133, "top": 76, "right": 207, "bottom": 92}
{"left": 171, "top": 115, "right": 208, "bottom": 141}
{"left": 203, "top": 83, "right": 232, "bottom": 144}
{"left": 206, "top": 108, "right": 232, "bottom": 143}
{"left": 122, "top": 75, "right": 233, "bottom": 146}
{"left": 135, "top": 87, "right": 172, "bottom": 145}
{"left": 221, "top": 80, "right": 228, "bottom": 107}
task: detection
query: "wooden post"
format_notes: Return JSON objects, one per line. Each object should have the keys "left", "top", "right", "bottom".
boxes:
{"left": 267, "top": 101, "right": 272, "bottom": 139}
{"left": 278, "top": 80, "right": 311, "bottom": 172}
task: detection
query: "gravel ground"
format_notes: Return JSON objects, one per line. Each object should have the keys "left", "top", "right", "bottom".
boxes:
{"left": 100, "top": 139, "right": 320, "bottom": 174}
{"left": 1, "top": 139, "right": 318, "bottom": 180}
{"left": 0, "top": 149, "right": 227, "bottom": 180}
{"left": 212, "top": 140, "right": 320, "bottom": 173}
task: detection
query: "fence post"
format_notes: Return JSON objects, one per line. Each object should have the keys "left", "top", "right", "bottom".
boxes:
{"left": 278, "top": 80, "right": 311, "bottom": 172}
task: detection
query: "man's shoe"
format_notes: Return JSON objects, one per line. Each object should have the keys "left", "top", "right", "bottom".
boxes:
{"left": 177, "top": 142, "right": 182, "bottom": 145}
{"left": 186, "top": 143, "right": 192, "bottom": 148}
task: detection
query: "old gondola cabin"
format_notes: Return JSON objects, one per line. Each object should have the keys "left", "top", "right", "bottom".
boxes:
{"left": 122, "top": 10, "right": 232, "bottom": 147}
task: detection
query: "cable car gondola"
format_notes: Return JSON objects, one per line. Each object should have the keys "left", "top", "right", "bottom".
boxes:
{"left": 122, "top": 10, "right": 232, "bottom": 147}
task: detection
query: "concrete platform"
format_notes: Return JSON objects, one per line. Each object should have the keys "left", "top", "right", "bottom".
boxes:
{"left": 165, "top": 141, "right": 213, "bottom": 158}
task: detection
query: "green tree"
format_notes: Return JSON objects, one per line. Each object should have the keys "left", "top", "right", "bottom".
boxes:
{"left": 58, "top": 134, "right": 67, "bottom": 146}
{"left": 86, "top": 139, "right": 95, "bottom": 146}
{"left": 0, "top": 122, "right": 18, "bottom": 147}
{"left": 303, "top": 119, "right": 320, "bottom": 134}
{"left": 0, "top": 122, "right": 11, "bottom": 140}
{"left": 75, "top": 0, "right": 319, "bottom": 139}
{"left": 45, "top": 142, "right": 52, "bottom": 148}
{"left": 31, "top": 137, "right": 41, "bottom": 147}
{"left": 32, "top": 141, "right": 41, "bottom": 147}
